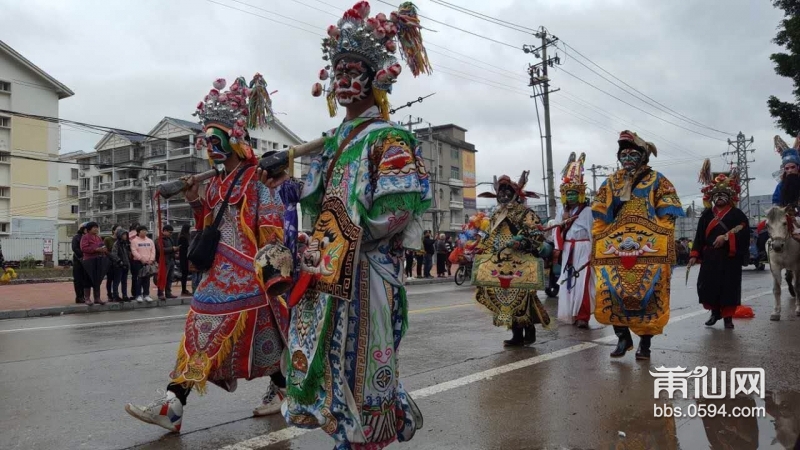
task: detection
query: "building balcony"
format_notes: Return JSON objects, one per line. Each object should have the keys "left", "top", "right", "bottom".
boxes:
{"left": 97, "top": 156, "right": 114, "bottom": 172}
{"left": 79, "top": 189, "right": 92, "bottom": 199}
{"left": 449, "top": 200, "right": 464, "bottom": 210}
{"left": 115, "top": 201, "right": 142, "bottom": 213}
{"left": 114, "top": 179, "right": 143, "bottom": 190}
{"left": 450, "top": 223, "right": 464, "bottom": 231}
{"left": 97, "top": 182, "right": 113, "bottom": 192}
{"left": 153, "top": 174, "right": 169, "bottom": 184}
{"left": 0, "top": 152, "right": 9, "bottom": 164}
{"left": 168, "top": 146, "right": 193, "bottom": 159}
{"left": 448, "top": 178, "right": 464, "bottom": 188}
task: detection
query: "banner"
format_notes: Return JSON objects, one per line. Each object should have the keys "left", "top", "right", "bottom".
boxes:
{"left": 463, "top": 151, "right": 476, "bottom": 209}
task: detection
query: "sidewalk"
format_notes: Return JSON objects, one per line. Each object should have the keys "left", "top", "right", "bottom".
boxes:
{"left": 0, "top": 272, "right": 460, "bottom": 320}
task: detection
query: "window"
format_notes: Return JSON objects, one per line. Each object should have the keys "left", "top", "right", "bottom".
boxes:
{"left": 71, "top": 168, "right": 79, "bottom": 180}
{"left": 464, "top": 214, "right": 469, "bottom": 224}
{"left": 67, "top": 186, "right": 79, "bottom": 197}
{"left": 451, "top": 188, "right": 461, "bottom": 196}
{"left": 0, "top": 187, "right": 9, "bottom": 197}
{"left": 251, "top": 138, "right": 259, "bottom": 150}
{"left": 451, "top": 166, "right": 460, "bottom": 179}
{"left": 0, "top": 223, "right": 8, "bottom": 233}
{"left": 439, "top": 188, "right": 443, "bottom": 200}
{"left": 0, "top": 81, "right": 9, "bottom": 92}
{"left": 438, "top": 165, "right": 443, "bottom": 176}
{"left": 0, "top": 116, "right": 9, "bottom": 128}
{"left": 272, "top": 142, "right": 279, "bottom": 150}
{"left": 80, "top": 178, "right": 90, "bottom": 191}
{"left": 71, "top": 205, "right": 79, "bottom": 214}
{"left": 79, "top": 160, "right": 90, "bottom": 170}
{"left": 451, "top": 147, "right": 459, "bottom": 160}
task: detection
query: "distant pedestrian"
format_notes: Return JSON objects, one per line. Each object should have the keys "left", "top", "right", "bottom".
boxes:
{"left": 80, "top": 222, "right": 110, "bottom": 305}
{"left": 131, "top": 225, "right": 156, "bottom": 303}
{"left": 104, "top": 224, "right": 119, "bottom": 302}
{"left": 445, "top": 235, "right": 454, "bottom": 276}
{"left": 128, "top": 223, "right": 141, "bottom": 295}
{"left": 435, "top": 233, "right": 448, "bottom": 277}
{"left": 157, "top": 224, "right": 179, "bottom": 300}
{"left": 414, "top": 249, "right": 424, "bottom": 278}
{"left": 71, "top": 224, "right": 88, "bottom": 303}
{"left": 178, "top": 224, "right": 191, "bottom": 296}
{"left": 423, "top": 230, "right": 435, "bottom": 278}
{"left": 404, "top": 248, "right": 415, "bottom": 279}
{"left": 110, "top": 228, "right": 132, "bottom": 302}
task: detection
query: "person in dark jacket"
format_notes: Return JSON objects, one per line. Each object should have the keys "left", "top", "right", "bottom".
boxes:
{"left": 110, "top": 228, "right": 132, "bottom": 302}
{"left": 81, "top": 222, "right": 110, "bottom": 305}
{"left": 158, "top": 224, "right": 179, "bottom": 300}
{"left": 178, "top": 224, "right": 191, "bottom": 296}
{"left": 423, "top": 230, "right": 435, "bottom": 278}
{"left": 445, "top": 235, "right": 454, "bottom": 275}
{"left": 435, "top": 233, "right": 448, "bottom": 277}
{"left": 71, "top": 224, "right": 88, "bottom": 303}
{"left": 404, "top": 248, "right": 415, "bottom": 279}
{"left": 104, "top": 224, "right": 119, "bottom": 302}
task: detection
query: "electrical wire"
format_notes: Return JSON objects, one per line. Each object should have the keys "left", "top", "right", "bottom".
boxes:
{"left": 206, "top": 0, "right": 321, "bottom": 36}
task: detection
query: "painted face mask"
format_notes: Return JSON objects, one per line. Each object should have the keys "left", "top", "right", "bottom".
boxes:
{"left": 206, "top": 128, "right": 233, "bottom": 162}
{"left": 619, "top": 148, "right": 643, "bottom": 172}
{"left": 712, "top": 192, "right": 730, "bottom": 206}
{"left": 566, "top": 190, "right": 579, "bottom": 204}
{"left": 333, "top": 58, "right": 371, "bottom": 106}
{"left": 497, "top": 185, "right": 516, "bottom": 205}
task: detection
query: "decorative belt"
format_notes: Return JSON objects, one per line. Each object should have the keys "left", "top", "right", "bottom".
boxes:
{"left": 565, "top": 239, "right": 590, "bottom": 243}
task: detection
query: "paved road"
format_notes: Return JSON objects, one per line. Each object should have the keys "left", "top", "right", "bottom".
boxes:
{"left": 1, "top": 267, "right": 799, "bottom": 450}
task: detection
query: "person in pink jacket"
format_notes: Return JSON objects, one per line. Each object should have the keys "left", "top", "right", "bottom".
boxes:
{"left": 130, "top": 225, "right": 156, "bottom": 302}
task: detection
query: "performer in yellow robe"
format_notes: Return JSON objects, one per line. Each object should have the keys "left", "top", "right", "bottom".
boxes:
{"left": 592, "top": 130, "right": 683, "bottom": 360}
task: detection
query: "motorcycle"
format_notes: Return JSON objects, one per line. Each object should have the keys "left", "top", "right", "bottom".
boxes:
{"left": 454, "top": 253, "right": 473, "bottom": 286}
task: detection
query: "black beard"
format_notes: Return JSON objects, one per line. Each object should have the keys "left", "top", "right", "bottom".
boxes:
{"left": 781, "top": 173, "right": 800, "bottom": 206}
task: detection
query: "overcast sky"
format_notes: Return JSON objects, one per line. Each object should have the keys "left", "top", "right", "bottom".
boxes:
{"left": 1, "top": 0, "right": 793, "bottom": 210}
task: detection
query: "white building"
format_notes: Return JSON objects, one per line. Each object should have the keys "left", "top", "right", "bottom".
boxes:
{"left": 56, "top": 150, "right": 83, "bottom": 259}
{"left": 76, "top": 117, "right": 304, "bottom": 234}
{"left": 0, "top": 39, "right": 74, "bottom": 241}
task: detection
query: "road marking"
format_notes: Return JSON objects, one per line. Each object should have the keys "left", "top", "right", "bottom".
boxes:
{"left": 215, "top": 287, "right": 777, "bottom": 450}
{"left": 0, "top": 314, "right": 188, "bottom": 334}
{"left": 0, "top": 303, "right": 476, "bottom": 334}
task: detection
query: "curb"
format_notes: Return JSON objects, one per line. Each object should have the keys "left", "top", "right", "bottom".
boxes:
{"left": 0, "top": 277, "right": 460, "bottom": 321}
{"left": 8, "top": 277, "right": 73, "bottom": 285}
{"left": 0, "top": 297, "right": 194, "bottom": 320}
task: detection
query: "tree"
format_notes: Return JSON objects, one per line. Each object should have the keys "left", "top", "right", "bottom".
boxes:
{"left": 768, "top": 0, "right": 800, "bottom": 135}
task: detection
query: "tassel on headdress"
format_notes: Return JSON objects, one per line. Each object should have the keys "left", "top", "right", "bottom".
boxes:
{"left": 247, "top": 73, "right": 274, "bottom": 129}
{"left": 394, "top": 2, "right": 433, "bottom": 77}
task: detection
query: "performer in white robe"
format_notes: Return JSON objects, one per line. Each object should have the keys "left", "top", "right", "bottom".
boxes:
{"left": 555, "top": 153, "right": 595, "bottom": 328}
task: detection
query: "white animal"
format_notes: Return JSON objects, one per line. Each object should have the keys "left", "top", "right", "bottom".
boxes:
{"left": 765, "top": 206, "right": 800, "bottom": 320}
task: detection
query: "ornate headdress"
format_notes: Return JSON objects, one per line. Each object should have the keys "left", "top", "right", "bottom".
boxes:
{"left": 774, "top": 134, "right": 800, "bottom": 168}
{"left": 193, "top": 74, "right": 275, "bottom": 167}
{"left": 478, "top": 171, "right": 540, "bottom": 203}
{"left": 559, "top": 152, "right": 587, "bottom": 204}
{"left": 311, "top": 1, "right": 432, "bottom": 120}
{"left": 618, "top": 130, "right": 657, "bottom": 161}
{"left": 698, "top": 159, "right": 740, "bottom": 208}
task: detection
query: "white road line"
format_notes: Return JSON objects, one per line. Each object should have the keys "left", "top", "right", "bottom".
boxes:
{"left": 0, "top": 314, "right": 188, "bottom": 334}
{"left": 215, "top": 288, "right": 776, "bottom": 450}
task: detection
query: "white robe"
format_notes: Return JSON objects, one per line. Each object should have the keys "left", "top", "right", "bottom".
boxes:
{"left": 555, "top": 205, "right": 595, "bottom": 322}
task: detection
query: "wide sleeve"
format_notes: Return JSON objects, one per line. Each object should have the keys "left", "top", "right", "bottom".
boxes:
{"left": 690, "top": 211, "right": 708, "bottom": 260}
{"left": 519, "top": 209, "right": 546, "bottom": 254}
{"left": 732, "top": 209, "right": 750, "bottom": 259}
{"left": 357, "top": 129, "right": 432, "bottom": 245}
{"left": 653, "top": 174, "right": 684, "bottom": 226}
{"left": 773, "top": 183, "right": 782, "bottom": 205}
{"left": 299, "top": 132, "right": 337, "bottom": 226}
{"left": 591, "top": 179, "right": 614, "bottom": 236}
{"left": 256, "top": 181, "right": 285, "bottom": 247}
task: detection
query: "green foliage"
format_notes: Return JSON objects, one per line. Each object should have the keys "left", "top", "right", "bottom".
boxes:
{"left": 20, "top": 255, "right": 37, "bottom": 269}
{"left": 768, "top": 0, "right": 800, "bottom": 135}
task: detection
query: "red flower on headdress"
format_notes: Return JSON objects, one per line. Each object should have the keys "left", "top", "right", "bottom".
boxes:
{"left": 353, "top": 1, "right": 370, "bottom": 19}
{"left": 327, "top": 25, "right": 340, "bottom": 39}
{"left": 343, "top": 8, "right": 362, "bottom": 20}
{"left": 311, "top": 83, "right": 323, "bottom": 97}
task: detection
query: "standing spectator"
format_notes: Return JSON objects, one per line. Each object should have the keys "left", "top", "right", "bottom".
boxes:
{"left": 423, "top": 230, "right": 435, "bottom": 278}
{"left": 404, "top": 248, "right": 415, "bottom": 279}
{"left": 103, "top": 224, "right": 119, "bottom": 302}
{"left": 71, "top": 224, "right": 88, "bottom": 303}
{"left": 131, "top": 225, "right": 156, "bottom": 303}
{"left": 157, "top": 224, "right": 179, "bottom": 300}
{"left": 80, "top": 222, "right": 109, "bottom": 305}
{"left": 435, "top": 233, "right": 449, "bottom": 277}
{"left": 178, "top": 224, "right": 191, "bottom": 296}
{"left": 414, "top": 248, "right": 424, "bottom": 279}
{"left": 110, "top": 228, "right": 131, "bottom": 301}
{"left": 128, "top": 223, "right": 141, "bottom": 297}
{"left": 445, "top": 235, "right": 454, "bottom": 276}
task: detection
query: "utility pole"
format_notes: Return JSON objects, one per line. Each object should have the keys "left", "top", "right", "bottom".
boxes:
{"left": 723, "top": 132, "right": 755, "bottom": 220}
{"left": 587, "top": 164, "right": 614, "bottom": 199}
{"left": 525, "top": 27, "right": 561, "bottom": 218}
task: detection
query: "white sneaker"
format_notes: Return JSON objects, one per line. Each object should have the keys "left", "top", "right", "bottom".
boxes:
{"left": 144, "top": 296, "right": 154, "bottom": 303}
{"left": 125, "top": 390, "right": 183, "bottom": 432}
{"left": 135, "top": 296, "right": 143, "bottom": 303}
{"left": 253, "top": 385, "right": 286, "bottom": 417}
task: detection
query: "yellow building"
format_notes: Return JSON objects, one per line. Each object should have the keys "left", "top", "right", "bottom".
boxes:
{"left": 0, "top": 39, "right": 74, "bottom": 262}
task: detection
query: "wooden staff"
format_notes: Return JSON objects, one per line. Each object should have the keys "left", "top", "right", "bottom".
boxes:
{"left": 156, "top": 137, "right": 326, "bottom": 199}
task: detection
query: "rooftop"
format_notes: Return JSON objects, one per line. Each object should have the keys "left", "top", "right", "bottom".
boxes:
{"left": 0, "top": 39, "right": 74, "bottom": 99}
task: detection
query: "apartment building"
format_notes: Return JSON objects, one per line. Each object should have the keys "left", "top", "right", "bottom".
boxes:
{"left": 414, "top": 124, "right": 478, "bottom": 235}
{"left": 0, "top": 39, "right": 74, "bottom": 238}
{"left": 77, "top": 117, "right": 304, "bottom": 233}
{"left": 56, "top": 150, "right": 83, "bottom": 245}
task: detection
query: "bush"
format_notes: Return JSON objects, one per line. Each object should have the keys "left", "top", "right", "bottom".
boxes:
{"left": 20, "top": 255, "right": 37, "bottom": 269}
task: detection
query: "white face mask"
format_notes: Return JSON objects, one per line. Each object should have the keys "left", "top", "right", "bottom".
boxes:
{"left": 333, "top": 59, "right": 370, "bottom": 106}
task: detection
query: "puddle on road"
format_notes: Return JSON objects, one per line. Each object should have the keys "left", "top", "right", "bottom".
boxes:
{"left": 602, "top": 390, "right": 800, "bottom": 450}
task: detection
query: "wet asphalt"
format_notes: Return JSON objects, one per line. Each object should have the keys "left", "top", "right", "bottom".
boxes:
{"left": 1, "top": 267, "right": 799, "bottom": 450}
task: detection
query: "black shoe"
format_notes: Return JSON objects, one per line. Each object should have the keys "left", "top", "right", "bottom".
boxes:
{"left": 76, "top": 297, "right": 85, "bottom": 304}
{"left": 180, "top": 290, "right": 192, "bottom": 297}
{"left": 523, "top": 326, "right": 536, "bottom": 345}
{"left": 610, "top": 327, "right": 634, "bottom": 358}
{"left": 704, "top": 310, "right": 721, "bottom": 326}
{"left": 166, "top": 294, "right": 178, "bottom": 299}
{"left": 636, "top": 335, "right": 652, "bottom": 360}
{"left": 576, "top": 320, "right": 589, "bottom": 329}
{"left": 122, "top": 296, "right": 130, "bottom": 302}
{"left": 724, "top": 317, "right": 734, "bottom": 329}
{"left": 504, "top": 327, "right": 524, "bottom": 347}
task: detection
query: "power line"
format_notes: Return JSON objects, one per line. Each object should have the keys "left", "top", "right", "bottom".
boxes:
{"left": 10, "top": 154, "right": 200, "bottom": 174}
{"left": 428, "top": 0, "right": 534, "bottom": 34}
{"left": 205, "top": 0, "right": 321, "bottom": 36}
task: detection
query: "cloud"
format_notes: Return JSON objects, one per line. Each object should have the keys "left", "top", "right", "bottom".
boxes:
{"left": 1, "top": 0, "right": 794, "bottom": 211}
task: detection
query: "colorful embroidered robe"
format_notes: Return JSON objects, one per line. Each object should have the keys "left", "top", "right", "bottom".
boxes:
{"left": 591, "top": 166, "right": 683, "bottom": 336}
{"left": 474, "top": 201, "right": 551, "bottom": 329}
{"left": 170, "top": 165, "right": 289, "bottom": 393}
{"left": 283, "top": 106, "right": 430, "bottom": 449}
